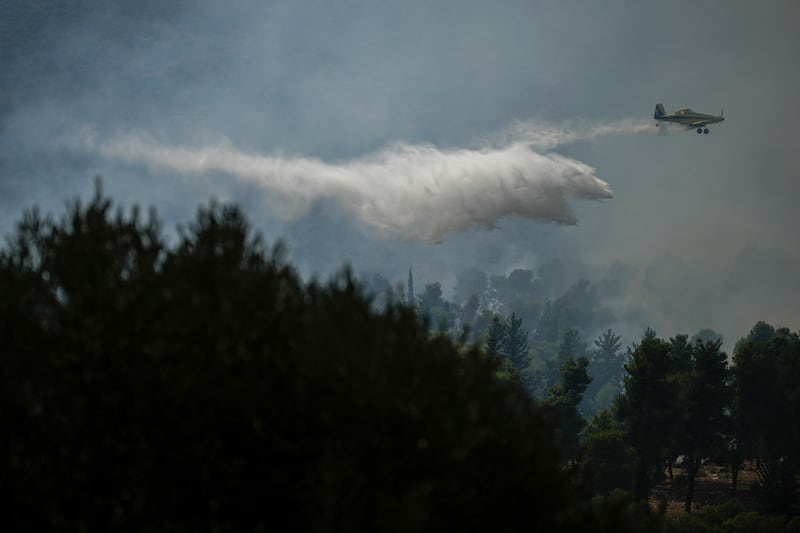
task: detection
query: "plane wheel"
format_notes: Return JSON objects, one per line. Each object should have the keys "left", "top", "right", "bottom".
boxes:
{"left": 697, "top": 128, "right": 702, "bottom": 134}
{"left": 703, "top": 128, "right": 709, "bottom": 134}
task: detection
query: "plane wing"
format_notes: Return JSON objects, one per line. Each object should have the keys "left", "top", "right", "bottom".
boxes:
{"left": 690, "top": 120, "right": 709, "bottom": 127}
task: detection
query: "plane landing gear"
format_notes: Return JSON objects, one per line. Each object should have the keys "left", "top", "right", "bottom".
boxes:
{"left": 703, "top": 128, "right": 709, "bottom": 134}
{"left": 697, "top": 128, "right": 703, "bottom": 134}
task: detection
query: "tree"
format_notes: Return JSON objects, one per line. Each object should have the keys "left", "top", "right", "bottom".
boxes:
{"left": 534, "top": 301, "right": 560, "bottom": 343}
{"left": 583, "top": 329, "right": 625, "bottom": 415}
{"left": 546, "top": 356, "right": 592, "bottom": 458}
{"left": 558, "top": 328, "right": 585, "bottom": 364}
{"left": 417, "top": 281, "right": 455, "bottom": 332}
{"left": 483, "top": 313, "right": 533, "bottom": 391}
{"left": 505, "top": 312, "right": 531, "bottom": 372}
{"left": 459, "top": 294, "right": 481, "bottom": 333}
{"left": 668, "top": 334, "right": 693, "bottom": 377}
{"left": 3, "top": 188, "right": 630, "bottom": 530}
{"left": 407, "top": 267, "right": 415, "bottom": 308}
{"left": 690, "top": 328, "right": 723, "bottom": 346}
{"left": 485, "top": 314, "right": 506, "bottom": 358}
{"left": 731, "top": 322, "right": 800, "bottom": 514}
{"left": 532, "top": 280, "right": 613, "bottom": 345}
{"left": 594, "top": 329, "right": 623, "bottom": 367}
{"left": 584, "top": 410, "right": 636, "bottom": 496}
{"left": 485, "top": 269, "right": 543, "bottom": 334}
{"left": 674, "top": 338, "right": 730, "bottom": 513}
{"left": 417, "top": 283, "right": 448, "bottom": 317}
{"left": 663, "top": 334, "right": 693, "bottom": 484}
{"left": 616, "top": 328, "right": 677, "bottom": 501}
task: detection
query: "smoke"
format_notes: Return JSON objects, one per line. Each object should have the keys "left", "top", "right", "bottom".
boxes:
{"left": 64, "top": 118, "right": 654, "bottom": 243}
{"left": 482, "top": 117, "right": 662, "bottom": 149}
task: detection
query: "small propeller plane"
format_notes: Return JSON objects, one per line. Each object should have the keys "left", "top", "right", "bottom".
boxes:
{"left": 654, "top": 103, "right": 725, "bottom": 134}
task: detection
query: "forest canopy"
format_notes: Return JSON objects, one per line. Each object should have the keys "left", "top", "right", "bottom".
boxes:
{"left": 2, "top": 185, "right": 798, "bottom": 531}
{"left": 0, "top": 186, "right": 638, "bottom": 531}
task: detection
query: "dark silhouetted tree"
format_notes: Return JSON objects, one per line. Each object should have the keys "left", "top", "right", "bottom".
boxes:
{"left": 584, "top": 410, "right": 636, "bottom": 496}
{"left": 546, "top": 356, "right": 592, "bottom": 458}
{"left": 2, "top": 187, "right": 650, "bottom": 531}
{"left": 407, "top": 267, "right": 415, "bottom": 308}
{"left": 673, "top": 338, "right": 730, "bottom": 513}
{"left": 616, "top": 328, "right": 677, "bottom": 501}
{"left": 583, "top": 329, "right": 625, "bottom": 415}
{"left": 535, "top": 300, "right": 560, "bottom": 343}
{"left": 485, "top": 314, "right": 505, "bottom": 358}
{"left": 505, "top": 312, "right": 531, "bottom": 372}
{"left": 731, "top": 322, "right": 800, "bottom": 514}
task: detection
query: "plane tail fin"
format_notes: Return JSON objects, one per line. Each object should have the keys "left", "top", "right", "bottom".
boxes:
{"left": 654, "top": 103, "right": 666, "bottom": 119}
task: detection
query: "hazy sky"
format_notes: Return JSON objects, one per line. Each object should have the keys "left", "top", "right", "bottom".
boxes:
{"left": 2, "top": 0, "right": 799, "bottom": 347}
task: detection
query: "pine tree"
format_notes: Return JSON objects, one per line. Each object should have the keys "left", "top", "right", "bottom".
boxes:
{"left": 505, "top": 313, "right": 531, "bottom": 371}
{"left": 1, "top": 188, "right": 632, "bottom": 531}
{"left": 546, "top": 356, "right": 592, "bottom": 457}
{"left": 558, "top": 328, "right": 584, "bottom": 364}
{"left": 407, "top": 267, "right": 415, "bottom": 309}
{"left": 675, "top": 338, "right": 730, "bottom": 513}
{"left": 731, "top": 323, "right": 800, "bottom": 514}
{"left": 583, "top": 329, "right": 624, "bottom": 415}
{"left": 486, "top": 315, "right": 506, "bottom": 358}
{"left": 616, "top": 328, "right": 677, "bottom": 501}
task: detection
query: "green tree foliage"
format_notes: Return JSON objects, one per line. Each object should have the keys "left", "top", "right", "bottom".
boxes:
{"left": 669, "top": 334, "right": 693, "bottom": 377}
{"left": 407, "top": 267, "right": 415, "bottom": 307}
{"left": 732, "top": 322, "right": 800, "bottom": 514}
{"left": 663, "top": 334, "right": 693, "bottom": 484}
{"left": 504, "top": 312, "right": 532, "bottom": 372}
{"left": 590, "top": 490, "right": 665, "bottom": 533}
{"left": 532, "top": 328, "right": 586, "bottom": 400}
{"left": 546, "top": 356, "right": 592, "bottom": 458}
{"left": 483, "top": 313, "right": 533, "bottom": 392}
{"left": 584, "top": 411, "right": 637, "bottom": 496}
{"left": 488, "top": 268, "right": 544, "bottom": 332}
{"left": 417, "top": 281, "right": 444, "bottom": 313}
{"left": 481, "top": 312, "right": 531, "bottom": 371}
{"left": 485, "top": 314, "right": 505, "bottom": 358}
{"left": 672, "top": 338, "right": 730, "bottom": 513}
{"left": 559, "top": 327, "right": 586, "bottom": 363}
{"left": 690, "top": 328, "right": 723, "bottom": 346}
{"left": 534, "top": 279, "right": 614, "bottom": 344}
{"left": 0, "top": 188, "right": 631, "bottom": 531}
{"left": 417, "top": 281, "right": 457, "bottom": 332}
{"left": 594, "top": 329, "right": 624, "bottom": 371}
{"left": 616, "top": 328, "right": 677, "bottom": 501}
{"left": 665, "top": 499, "right": 800, "bottom": 532}
{"left": 583, "top": 329, "right": 626, "bottom": 415}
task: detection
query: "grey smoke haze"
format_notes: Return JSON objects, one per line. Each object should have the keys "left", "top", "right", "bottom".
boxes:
{"left": 2, "top": 0, "right": 800, "bottom": 347}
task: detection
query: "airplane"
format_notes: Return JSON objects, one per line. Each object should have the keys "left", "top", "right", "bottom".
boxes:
{"left": 654, "top": 103, "right": 725, "bottom": 134}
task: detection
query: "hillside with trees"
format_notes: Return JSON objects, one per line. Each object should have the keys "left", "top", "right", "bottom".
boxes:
{"left": 1, "top": 185, "right": 798, "bottom": 531}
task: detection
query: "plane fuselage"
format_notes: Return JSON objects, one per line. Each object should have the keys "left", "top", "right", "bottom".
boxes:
{"left": 654, "top": 104, "right": 725, "bottom": 133}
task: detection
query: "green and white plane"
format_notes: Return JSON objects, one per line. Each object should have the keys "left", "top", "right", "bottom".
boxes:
{"left": 654, "top": 103, "right": 725, "bottom": 134}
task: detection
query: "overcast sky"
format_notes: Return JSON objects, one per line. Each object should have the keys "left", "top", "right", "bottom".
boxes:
{"left": 2, "top": 0, "right": 799, "bottom": 347}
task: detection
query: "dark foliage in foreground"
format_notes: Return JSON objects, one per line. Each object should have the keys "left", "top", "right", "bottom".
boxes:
{"left": 0, "top": 187, "right": 659, "bottom": 531}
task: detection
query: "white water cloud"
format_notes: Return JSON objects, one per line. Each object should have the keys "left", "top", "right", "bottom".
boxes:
{"left": 64, "top": 119, "right": 657, "bottom": 243}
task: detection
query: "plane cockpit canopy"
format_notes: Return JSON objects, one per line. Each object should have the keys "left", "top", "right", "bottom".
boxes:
{"left": 676, "top": 108, "right": 693, "bottom": 115}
